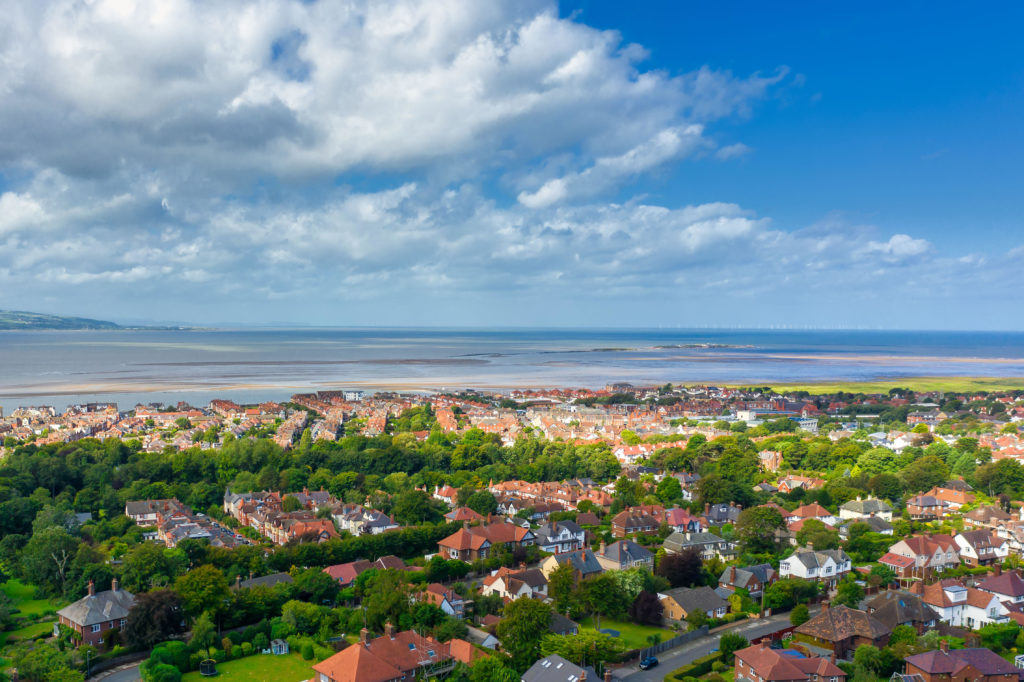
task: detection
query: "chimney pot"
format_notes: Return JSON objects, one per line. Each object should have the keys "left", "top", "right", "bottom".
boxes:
{"left": 604, "top": 671, "right": 612, "bottom": 682}
{"left": 995, "top": 565, "right": 1002, "bottom": 576}
{"left": 385, "top": 622, "right": 395, "bottom": 639}
{"left": 940, "top": 639, "right": 949, "bottom": 653}
{"left": 111, "top": 578, "right": 119, "bottom": 592}
{"left": 360, "top": 628, "right": 369, "bottom": 646}
{"left": 87, "top": 581, "right": 95, "bottom": 597}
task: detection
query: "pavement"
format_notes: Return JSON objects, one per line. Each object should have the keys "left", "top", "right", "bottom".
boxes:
{"left": 612, "top": 613, "right": 798, "bottom": 682}
{"left": 90, "top": 663, "right": 142, "bottom": 682}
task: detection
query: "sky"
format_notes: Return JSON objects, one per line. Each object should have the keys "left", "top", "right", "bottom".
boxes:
{"left": 1, "top": 1, "right": 1022, "bottom": 329}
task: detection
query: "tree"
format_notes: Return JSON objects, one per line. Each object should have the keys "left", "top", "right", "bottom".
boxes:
{"left": 889, "top": 624, "right": 917, "bottom": 648}
{"left": 281, "top": 495, "right": 304, "bottom": 512}
{"left": 391, "top": 490, "right": 442, "bottom": 525}
{"left": 361, "top": 570, "right": 411, "bottom": 631}
{"left": 540, "top": 631, "right": 625, "bottom": 675}
{"left": 579, "top": 573, "right": 630, "bottom": 630}
{"left": 497, "top": 598, "right": 552, "bottom": 672}
{"left": 657, "top": 548, "right": 704, "bottom": 588}
{"left": 734, "top": 507, "right": 784, "bottom": 554}
{"left": 790, "top": 603, "right": 810, "bottom": 626}
{"left": 548, "top": 562, "right": 576, "bottom": 614}
{"left": 465, "top": 491, "right": 498, "bottom": 516}
{"left": 628, "top": 591, "right": 664, "bottom": 626}
{"left": 763, "top": 578, "right": 818, "bottom": 611}
{"left": 795, "top": 519, "right": 839, "bottom": 550}
{"left": 189, "top": 611, "right": 217, "bottom": 650}
{"left": 655, "top": 477, "right": 683, "bottom": 504}
{"left": 719, "top": 632, "right": 749, "bottom": 664}
{"left": 125, "top": 589, "right": 185, "bottom": 648}
{"left": 174, "top": 564, "right": 230, "bottom": 618}
{"left": 978, "top": 622, "right": 1020, "bottom": 652}
{"left": 19, "top": 526, "right": 79, "bottom": 596}
{"left": 469, "top": 656, "right": 519, "bottom": 682}
{"left": 833, "top": 576, "right": 865, "bottom": 608}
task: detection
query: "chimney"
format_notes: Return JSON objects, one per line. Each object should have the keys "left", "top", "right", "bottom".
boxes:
{"left": 760, "top": 638, "right": 768, "bottom": 649}
{"left": 111, "top": 578, "right": 119, "bottom": 592}
{"left": 604, "top": 671, "right": 612, "bottom": 682}
{"left": 821, "top": 602, "right": 828, "bottom": 611}
{"left": 940, "top": 639, "right": 949, "bottom": 653}
{"left": 235, "top": 575, "right": 242, "bottom": 590}
{"left": 463, "top": 520, "right": 469, "bottom": 529}
{"left": 599, "top": 541, "right": 607, "bottom": 554}
{"left": 359, "top": 628, "right": 369, "bottom": 646}
{"left": 830, "top": 653, "right": 836, "bottom": 664}
{"left": 731, "top": 566, "right": 737, "bottom": 583}
{"left": 994, "top": 565, "right": 1002, "bottom": 576}
{"left": 520, "top": 562, "right": 527, "bottom": 571}
{"left": 385, "top": 622, "right": 395, "bottom": 639}
{"left": 87, "top": 581, "right": 95, "bottom": 597}
{"left": 580, "top": 671, "right": 586, "bottom": 682}
{"left": 705, "top": 503, "right": 710, "bottom": 514}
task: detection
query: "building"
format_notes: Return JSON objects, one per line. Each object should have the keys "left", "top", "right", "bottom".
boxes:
{"left": 659, "top": 586, "right": 728, "bottom": 621}
{"left": 610, "top": 510, "right": 660, "bottom": 537}
{"left": 421, "top": 583, "right": 467, "bottom": 619}
{"left": 734, "top": 641, "right": 846, "bottom": 682}
{"left": 718, "top": 564, "right": 776, "bottom": 599}
{"left": 906, "top": 495, "right": 949, "bottom": 521}
{"left": 663, "top": 531, "right": 736, "bottom": 561}
{"left": 55, "top": 580, "right": 135, "bottom": 647}
{"left": 437, "top": 519, "right": 535, "bottom": 562}
{"left": 595, "top": 540, "right": 654, "bottom": 572}
{"left": 903, "top": 642, "right": 1022, "bottom": 682}
{"left": 521, "top": 654, "right": 598, "bottom": 682}
{"left": 922, "top": 486, "right": 976, "bottom": 510}
{"left": 794, "top": 604, "right": 889, "bottom": 660}
{"left": 481, "top": 566, "right": 548, "bottom": 601}
{"left": 311, "top": 625, "right": 455, "bottom": 682}
{"left": 864, "top": 589, "right": 937, "bottom": 633}
{"left": 976, "top": 567, "right": 1024, "bottom": 607}
{"left": 839, "top": 497, "right": 893, "bottom": 522}
{"left": 914, "top": 578, "right": 1010, "bottom": 629}
{"left": 778, "top": 549, "right": 852, "bottom": 589}
{"left": 954, "top": 530, "right": 1008, "bottom": 566}
{"left": 540, "top": 549, "right": 603, "bottom": 582}
{"left": 885, "top": 535, "right": 959, "bottom": 578}
{"left": 533, "top": 520, "right": 585, "bottom": 554}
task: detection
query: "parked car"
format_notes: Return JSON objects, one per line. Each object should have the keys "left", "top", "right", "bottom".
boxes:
{"left": 639, "top": 657, "right": 659, "bottom": 670}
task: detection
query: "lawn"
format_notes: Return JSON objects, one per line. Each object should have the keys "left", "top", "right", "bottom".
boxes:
{"left": 576, "top": 617, "right": 674, "bottom": 650}
{"left": 181, "top": 652, "right": 318, "bottom": 682}
{"left": 2, "top": 620, "right": 54, "bottom": 645}
{"left": 1, "top": 580, "right": 62, "bottom": 618}
{"left": 754, "top": 376, "right": 1024, "bottom": 395}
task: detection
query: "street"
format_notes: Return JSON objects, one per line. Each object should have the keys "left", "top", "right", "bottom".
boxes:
{"left": 613, "top": 612, "right": 797, "bottom": 682}
{"left": 91, "top": 663, "right": 141, "bottom": 682}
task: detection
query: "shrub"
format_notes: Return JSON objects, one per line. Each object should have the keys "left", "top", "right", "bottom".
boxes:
{"left": 211, "top": 648, "right": 226, "bottom": 663}
{"left": 231, "top": 645, "right": 242, "bottom": 659}
{"left": 665, "top": 651, "right": 724, "bottom": 680}
{"left": 253, "top": 632, "right": 269, "bottom": 651}
{"left": 241, "top": 642, "right": 253, "bottom": 656}
{"left": 221, "top": 637, "right": 233, "bottom": 656}
{"left": 228, "top": 630, "right": 244, "bottom": 645}
{"left": 188, "top": 653, "right": 202, "bottom": 671}
{"left": 314, "top": 645, "right": 333, "bottom": 660}
{"left": 144, "top": 663, "right": 182, "bottom": 682}
{"left": 711, "top": 661, "right": 727, "bottom": 673}
{"left": 301, "top": 642, "right": 315, "bottom": 660}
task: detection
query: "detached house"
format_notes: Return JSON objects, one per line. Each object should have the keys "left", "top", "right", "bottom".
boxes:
{"left": 906, "top": 494, "right": 949, "bottom": 521}
{"left": 904, "top": 643, "right": 1023, "bottom": 682}
{"left": 437, "top": 519, "right": 535, "bottom": 562}
{"left": 719, "top": 564, "right": 776, "bottom": 599}
{"left": 540, "top": 549, "right": 603, "bottom": 582}
{"left": 734, "top": 641, "right": 846, "bottom": 682}
{"left": 915, "top": 579, "right": 1010, "bottom": 629}
{"left": 923, "top": 485, "right": 976, "bottom": 510}
{"left": 864, "top": 589, "right": 937, "bottom": 633}
{"left": 533, "top": 520, "right": 585, "bottom": 554}
{"left": 611, "top": 510, "right": 659, "bottom": 537}
{"left": 663, "top": 531, "right": 737, "bottom": 561}
{"left": 596, "top": 540, "right": 654, "bottom": 572}
{"left": 779, "top": 549, "right": 851, "bottom": 589}
{"left": 794, "top": 604, "right": 889, "bottom": 660}
{"left": 884, "top": 535, "right": 959, "bottom": 578}
{"left": 838, "top": 497, "right": 893, "bottom": 522}
{"left": 421, "top": 583, "right": 467, "bottom": 619}
{"left": 56, "top": 580, "right": 136, "bottom": 647}
{"left": 659, "top": 586, "right": 729, "bottom": 621}
{"left": 481, "top": 566, "right": 548, "bottom": 601}
{"left": 955, "top": 529, "right": 1009, "bottom": 566}
{"left": 976, "top": 567, "right": 1024, "bottom": 607}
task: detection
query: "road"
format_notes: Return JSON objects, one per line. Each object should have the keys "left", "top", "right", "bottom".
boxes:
{"left": 91, "top": 663, "right": 141, "bottom": 682}
{"left": 613, "top": 613, "right": 797, "bottom": 682}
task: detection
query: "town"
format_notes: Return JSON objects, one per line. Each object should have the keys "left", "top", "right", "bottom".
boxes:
{"left": 1, "top": 382, "right": 1024, "bottom": 682}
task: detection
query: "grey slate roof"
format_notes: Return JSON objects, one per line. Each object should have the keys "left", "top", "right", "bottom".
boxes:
{"left": 601, "top": 540, "right": 653, "bottom": 565}
{"left": 838, "top": 516, "right": 892, "bottom": 537}
{"left": 787, "top": 548, "right": 850, "bottom": 569}
{"left": 57, "top": 586, "right": 135, "bottom": 627}
{"left": 840, "top": 497, "right": 892, "bottom": 515}
{"left": 522, "top": 654, "right": 597, "bottom": 682}
{"left": 663, "top": 531, "right": 733, "bottom": 555}
{"left": 548, "top": 613, "right": 579, "bottom": 635}
{"left": 719, "top": 563, "right": 775, "bottom": 591}
{"left": 551, "top": 549, "right": 603, "bottom": 576}
{"left": 239, "top": 572, "right": 294, "bottom": 589}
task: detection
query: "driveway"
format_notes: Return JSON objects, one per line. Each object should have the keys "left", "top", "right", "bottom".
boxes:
{"left": 613, "top": 612, "right": 799, "bottom": 682}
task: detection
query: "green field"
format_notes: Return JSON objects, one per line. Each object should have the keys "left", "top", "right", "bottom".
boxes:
{"left": 755, "top": 376, "right": 1024, "bottom": 395}
{"left": 576, "top": 617, "right": 674, "bottom": 650}
{"left": 181, "top": 653, "right": 317, "bottom": 682}
{"left": 1, "top": 580, "right": 61, "bottom": 618}
{"left": 2, "top": 621, "right": 54, "bottom": 645}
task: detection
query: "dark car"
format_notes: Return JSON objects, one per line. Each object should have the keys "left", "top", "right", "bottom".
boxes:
{"left": 639, "top": 656, "right": 659, "bottom": 670}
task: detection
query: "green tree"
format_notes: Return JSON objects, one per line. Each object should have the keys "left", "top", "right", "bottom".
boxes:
{"left": 466, "top": 491, "right": 498, "bottom": 516}
{"left": 655, "top": 477, "right": 683, "bottom": 504}
{"left": 20, "top": 526, "right": 79, "bottom": 596}
{"left": 497, "top": 598, "right": 552, "bottom": 672}
{"left": 391, "top": 490, "right": 442, "bottom": 525}
{"left": 174, "top": 564, "right": 230, "bottom": 617}
{"left": 540, "top": 631, "right": 625, "bottom": 674}
{"left": 361, "top": 569, "right": 411, "bottom": 631}
{"left": 734, "top": 506, "right": 784, "bottom": 554}
{"left": 125, "top": 589, "right": 185, "bottom": 648}
{"left": 834, "top": 576, "right": 865, "bottom": 608}
{"left": 795, "top": 519, "right": 839, "bottom": 550}
{"left": 281, "top": 495, "right": 304, "bottom": 512}
{"left": 790, "top": 603, "right": 810, "bottom": 626}
{"left": 578, "top": 573, "right": 630, "bottom": 630}
{"left": 548, "top": 562, "right": 576, "bottom": 614}
{"left": 719, "top": 632, "right": 749, "bottom": 664}
{"left": 189, "top": 611, "right": 217, "bottom": 650}
{"left": 469, "top": 656, "right": 519, "bottom": 682}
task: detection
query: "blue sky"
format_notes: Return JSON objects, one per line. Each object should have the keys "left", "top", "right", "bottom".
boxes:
{"left": 0, "top": 1, "right": 1021, "bottom": 328}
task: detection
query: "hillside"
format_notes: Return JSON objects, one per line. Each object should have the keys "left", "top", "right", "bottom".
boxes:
{"left": 0, "top": 309, "right": 121, "bottom": 330}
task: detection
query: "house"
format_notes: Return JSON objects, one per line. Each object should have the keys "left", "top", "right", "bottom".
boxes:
{"left": 885, "top": 535, "right": 959, "bottom": 578}
{"left": 596, "top": 540, "right": 654, "bottom": 572}
{"left": 839, "top": 497, "right": 893, "bottom": 522}
{"left": 837, "top": 516, "right": 893, "bottom": 539}
{"left": 659, "top": 586, "right": 729, "bottom": 621}
{"left": 878, "top": 553, "right": 917, "bottom": 579}
{"left": 549, "top": 613, "right": 579, "bottom": 636}
{"left": 703, "top": 502, "right": 742, "bottom": 526}
{"left": 759, "top": 450, "right": 784, "bottom": 472}
{"left": 521, "top": 654, "right": 598, "bottom": 682}
{"left": 540, "top": 549, "right": 604, "bottom": 581}
{"left": 481, "top": 566, "right": 548, "bottom": 601}
{"left": 465, "top": 625, "right": 500, "bottom": 650}
{"left": 906, "top": 494, "right": 949, "bottom": 520}
{"left": 421, "top": 583, "right": 467, "bottom": 619}
{"left": 914, "top": 578, "right": 1010, "bottom": 629}
{"left": 777, "top": 475, "right": 825, "bottom": 494}
{"left": 237, "top": 572, "right": 294, "bottom": 590}
{"left": 778, "top": 549, "right": 852, "bottom": 589}
{"left": 444, "top": 507, "right": 484, "bottom": 524}
{"left": 903, "top": 642, "right": 1023, "bottom": 682}
{"left": 864, "top": 589, "right": 937, "bottom": 633}
{"left": 534, "top": 520, "right": 585, "bottom": 554}
{"left": 794, "top": 604, "right": 890, "bottom": 659}
{"left": 437, "top": 519, "right": 535, "bottom": 562}
{"left": 663, "top": 531, "right": 736, "bottom": 561}
{"left": 955, "top": 530, "right": 1009, "bottom": 566}
{"left": 923, "top": 486, "right": 976, "bottom": 510}
{"left": 718, "top": 564, "right": 776, "bottom": 599}
{"left": 791, "top": 503, "right": 840, "bottom": 527}
{"left": 610, "top": 510, "right": 660, "bottom": 537}
{"left": 55, "top": 580, "right": 135, "bottom": 647}
{"left": 124, "top": 498, "right": 189, "bottom": 526}
{"left": 663, "top": 507, "right": 706, "bottom": 534}
{"left": 963, "top": 505, "right": 1012, "bottom": 530}
{"left": 323, "top": 560, "right": 374, "bottom": 587}
{"left": 976, "top": 567, "right": 1024, "bottom": 606}
{"left": 311, "top": 625, "right": 454, "bottom": 682}
{"left": 734, "top": 641, "right": 846, "bottom": 682}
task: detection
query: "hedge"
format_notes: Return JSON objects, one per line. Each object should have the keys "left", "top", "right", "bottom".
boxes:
{"left": 664, "top": 651, "right": 724, "bottom": 681}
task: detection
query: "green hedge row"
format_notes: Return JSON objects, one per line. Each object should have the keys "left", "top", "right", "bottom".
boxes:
{"left": 663, "top": 651, "right": 724, "bottom": 682}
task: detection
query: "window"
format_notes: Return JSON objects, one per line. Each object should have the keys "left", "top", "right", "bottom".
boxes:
{"left": 91, "top": 624, "right": 101, "bottom": 633}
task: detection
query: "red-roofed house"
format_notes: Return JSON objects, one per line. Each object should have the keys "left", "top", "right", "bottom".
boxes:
{"left": 734, "top": 640, "right": 846, "bottom": 682}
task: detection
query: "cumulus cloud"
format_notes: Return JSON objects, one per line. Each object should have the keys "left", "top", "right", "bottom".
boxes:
{"left": 0, "top": 0, "right": 999, "bottom": 326}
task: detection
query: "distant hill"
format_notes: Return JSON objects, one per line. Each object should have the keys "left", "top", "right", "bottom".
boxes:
{"left": 0, "top": 310, "right": 122, "bottom": 330}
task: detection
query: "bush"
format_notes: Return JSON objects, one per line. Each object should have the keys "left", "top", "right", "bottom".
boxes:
{"left": 253, "top": 632, "right": 269, "bottom": 651}
{"left": 211, "top": 648, "right": 226, "bottom": 663}
{"left": 314, "top": 644, "right": 334, "bottom": 660}
{"left": 144, "top": 663, "right": 182, "bottom": 682}
{"left": 711, "top": 661, "right": 727, "bottom": 673}
{"left": 665, "top": 651, "right": 723, "bottom": 680}
{"left": 231, "top": 645, "right": 242, "bottom": 659}
{"left": 301, "top": 642, "right": 315, "bottom": 660}
{"left": 241, "top": 642, "right": 253, "bottom": 656}
{"left": 188, "top": 653, "right": 202, "bottom": 671}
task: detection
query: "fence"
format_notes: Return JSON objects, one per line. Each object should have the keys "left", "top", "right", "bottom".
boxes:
{"left": 635, "top": 625, "right": 709, "bottom": 659}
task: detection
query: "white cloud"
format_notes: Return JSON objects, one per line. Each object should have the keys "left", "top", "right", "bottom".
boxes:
{"left": 861, "top": 233, "right": 933, "bottom": 263}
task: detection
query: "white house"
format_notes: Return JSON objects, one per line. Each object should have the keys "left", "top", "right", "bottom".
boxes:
{"left": 533, "top": 520, "right": 585, "bottom": 555}
{"left": 838, "top": 497, "right": 893, "bottom": 522}
{"left": 778, "top": 548, "right": 851, "bottom": 589}
{"left": 920, "top": 580, "right": 1009, "bottom": 629}
{"left": 955, "top": 530, "right": 1009, "bottom": 567}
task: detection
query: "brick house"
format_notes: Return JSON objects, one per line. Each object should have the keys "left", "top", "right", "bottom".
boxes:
{"left": 55, "top": 580, "right": 135, "bottom": 647}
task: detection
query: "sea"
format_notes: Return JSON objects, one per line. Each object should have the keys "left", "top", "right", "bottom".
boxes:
{"left": 1, "top": 328, "right": 1024, "bottom": 413}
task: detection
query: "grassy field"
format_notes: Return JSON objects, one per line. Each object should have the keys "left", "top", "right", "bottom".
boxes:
{"left": 1, "top": 580, "right": 61, "bottom": 618}
{"left": 576, "top": 617, "right": 674, "bottom": 650}
{"left": 2, "top": 621, "right": 54, "bottom": 645}
{"left": 181, "top": 653, "right": 317, "bottom": 682}
{"left": 754, "top": 376, "right": 1024, "bottom": 395}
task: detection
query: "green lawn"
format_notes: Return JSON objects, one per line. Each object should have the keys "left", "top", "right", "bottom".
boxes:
{"left": 755, "top": 376, "right": 1024, "bottom": 395}
{"left": 181, "top": 653, "right": 317, "bottom": 682}
{"left": 576, "top": 617, "right": 675, "bottom": 650}
{"left": 2, "top": 621, "right": 54, "bottom": 645}
{"left": 1, "top": 580, "right": 62, "bottom": 618}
